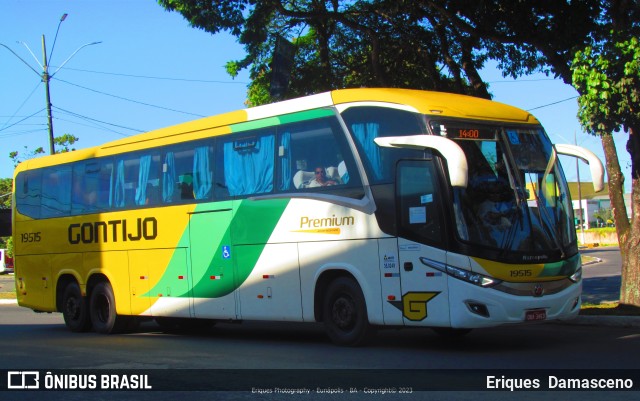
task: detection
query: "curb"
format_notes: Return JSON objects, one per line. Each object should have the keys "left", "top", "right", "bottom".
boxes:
{"left": 582, "top": 257, "right": 602, "bottom": 266}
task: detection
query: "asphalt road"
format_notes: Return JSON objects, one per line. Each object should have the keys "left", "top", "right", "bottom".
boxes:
{"left": 581, "top": 246, "right": 622, "bottom": 304}
{"left": 1, "top": 300, "right": 639, "bottom": 400}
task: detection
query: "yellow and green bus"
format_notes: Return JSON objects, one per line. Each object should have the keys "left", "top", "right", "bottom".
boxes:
{"left": 12, "top": 88, "right": 603, "bottom": 345}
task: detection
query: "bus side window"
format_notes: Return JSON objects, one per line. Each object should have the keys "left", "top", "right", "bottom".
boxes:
{"left": 168, "top": 148, "right": 195, "bottom": 202}
{"left": 217, "top": 132, "right": 275, "bottom": 197}
{"left": 341, "top": 107, "right": 427, "bottom": 184}
{"left": 192, "top": 145, "right": 213, "bottom": 200}
{"left": 72, "top": 163, "right": 97, "bottom": 215}
{"left": 397, "top": 160, "right": 443, "bottom": 245}
{"left": 113, "top": 153, "right": 161, "bottom": 208}
{"left": 41, "top": 165, "right": 72, "bottom": 218}
{"left": 279, "top": 116, "right": 355, "bottom": 192}
{"left": 124, "top": 158, "right": 140, "bottom": 207}
{"left": 15, "top": 170, "right": 42, "bottom": 219}
{"left": 163, "top": 144, "right": 212, "bottom": 202}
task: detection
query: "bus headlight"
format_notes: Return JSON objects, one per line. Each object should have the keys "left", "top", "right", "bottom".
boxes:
{"left": 419, "top": 257, "right": 501, "bottom": 288}
{"left": 569, "top": 267, "right": 582, "bottom": 283}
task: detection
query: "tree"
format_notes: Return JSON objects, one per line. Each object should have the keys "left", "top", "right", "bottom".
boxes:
{"left": 593, "top": 208, "right": 614, "bottom": 227}
{"left": 9, "top": 134, "right": 79, "bottom": 167}
{"left": 0, "top": 178, "right": 11, "bottom": 209}
{"left": 572, "top": 36, "right": 640, "bottom": 305}
{"left": 0, "top": 178, "right": 12, "bottom": 253}
{"left": 158, "top": 0, "right": 492, "bottom": 106}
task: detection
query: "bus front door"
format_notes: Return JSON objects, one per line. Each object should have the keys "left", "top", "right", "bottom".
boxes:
{"left": 188, "top": 207, "right": 237, "bottom": 320}
{"left": 396, "top": 160, "right": 451, "bottom": 327}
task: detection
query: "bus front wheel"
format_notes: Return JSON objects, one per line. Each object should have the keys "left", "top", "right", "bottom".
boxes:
{"left": 89, "top": 281, "right": 127, "bottom": 334}
{"left": 62, "top": 282, "right": 91, "bottom": 332}
{"left": 323, "top": 277, "right": 374, "bottom": 346}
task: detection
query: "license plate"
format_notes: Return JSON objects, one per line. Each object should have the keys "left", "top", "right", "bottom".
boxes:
{"left": 525, "top": 309, "right": 547, "bottom": 321}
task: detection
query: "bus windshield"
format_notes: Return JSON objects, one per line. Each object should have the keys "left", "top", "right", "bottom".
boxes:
{"left": 431, "top": 121, "right": 575, "bottom": 255}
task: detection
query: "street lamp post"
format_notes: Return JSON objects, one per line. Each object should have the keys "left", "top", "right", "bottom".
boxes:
{"left": 0, "top": 13, "right": 99, "bottom": 155}
{"left": 42, "top": 34, "right": 55, "bottom": 155}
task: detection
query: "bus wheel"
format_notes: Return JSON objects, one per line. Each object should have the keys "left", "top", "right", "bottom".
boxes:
{"left": 62, "top": 282, "right": 91, "bottom": 332}
{"left": 89, "top": 281, "right": 125, "bottom": 334}
{"left": 323, "top": 277, "right": 374, "bottom": 346}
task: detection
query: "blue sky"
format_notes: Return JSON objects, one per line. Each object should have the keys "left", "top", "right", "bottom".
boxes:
{"left": 1, "top": 0, "right": 632, "bottom": 193}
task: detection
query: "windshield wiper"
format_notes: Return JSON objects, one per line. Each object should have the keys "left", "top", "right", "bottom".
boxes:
{"left": 533, "top": 147, "right": 566, "bottom": 258}
{"left": 497, "top": 130, "right": 531, "bottom": 255}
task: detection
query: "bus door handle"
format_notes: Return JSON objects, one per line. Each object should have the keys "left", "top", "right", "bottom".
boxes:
{"left": 404, "top": 262, "right": 413, "bottom": 272}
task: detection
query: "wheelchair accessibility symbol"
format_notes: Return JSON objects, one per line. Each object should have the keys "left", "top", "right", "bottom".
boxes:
{"left": 222, "top": 245, "right": 231, "bottom": 259}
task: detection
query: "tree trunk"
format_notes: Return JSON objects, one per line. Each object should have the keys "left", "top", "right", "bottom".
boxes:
{"left": 599, "top": 133, "right": 637, "bottom": 306}
{"left": 620, "top": 127, "right": 640, "bottom": 306}
{"left": 601, "top": 134, "right": 631, "bottom": 238}
{"left": 621, "top": 175, "right": 640, "bottom": 306}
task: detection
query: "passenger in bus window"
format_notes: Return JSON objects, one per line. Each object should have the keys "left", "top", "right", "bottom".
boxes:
{"left": 179, "top": 173, "right": 194, "bottom": 200}
{"left": 72, "top": 178, "right": 97, "bottom": 210}
{"left": 308, "top": 167, "right": 338, "bottom": 187}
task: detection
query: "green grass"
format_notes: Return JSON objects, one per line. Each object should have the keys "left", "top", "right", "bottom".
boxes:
{"left": 580, "top": 302, "right": 640, "bottom": 316}
{"left": 584, "top": 227, "right": 617, "bottom": 234}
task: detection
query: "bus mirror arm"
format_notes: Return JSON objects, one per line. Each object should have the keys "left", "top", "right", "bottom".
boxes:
{"left": 554, "top": 144, "right": 605, "bottom": 192}
{"left": 374, "top": 135, "right": 468, "bottom": 188}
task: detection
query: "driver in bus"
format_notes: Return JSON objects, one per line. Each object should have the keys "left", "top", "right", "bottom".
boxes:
{"left": 308, "top": 166, "right": 339, "bottom": 187}
{"left": 476, "top": 178, "right": 516, "bottom": 242}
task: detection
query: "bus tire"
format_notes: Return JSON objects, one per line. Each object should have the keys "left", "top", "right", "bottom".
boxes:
{"left": 89, "top": 281, "right": 126, "bottom": 334}
{"left": 323, "top": 277, "right": 374, "bottom": 346}
{"left": 61, "top": 282, "right": 91, "bottom": 332}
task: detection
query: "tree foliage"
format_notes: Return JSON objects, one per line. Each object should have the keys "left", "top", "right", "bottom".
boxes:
{"left": 0, "top": 178, "right": 12, "bottom": 254}
{"left": 158, "top": 0, "right": 494, "bottom": 105}
{"left": 572, "top": 37, "right": 640, "bottom": 137}
{"left": 9, "top": 134, "right": 79, "bottom": 167}
{"left": 0, "top": 178, "right": 11, "bottom": 209}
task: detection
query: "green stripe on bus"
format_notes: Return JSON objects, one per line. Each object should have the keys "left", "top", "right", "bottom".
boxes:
{"left": 145, "top": 199, "right": 290, "bottom": 299}
{"left": 278, "top": 108, "right": 334, "bottom": 124}
{"left": 538, "top": 253, "right": 580, "bottom": 277}
{"left": 231, "top": 117, "right": 281, "bottom": 133}
{"left": 230, "top": 108, "right": 334, "bottom": 133}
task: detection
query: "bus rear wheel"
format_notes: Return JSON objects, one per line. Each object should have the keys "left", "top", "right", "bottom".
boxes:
{"left": 89, "top": 281, "right": 130, "bottom": 334}
{"left": 323, "top": 277, "right": 374, "bottom": 346}
{"left": 62, "top": 282, "right": 91, "bottom": 332}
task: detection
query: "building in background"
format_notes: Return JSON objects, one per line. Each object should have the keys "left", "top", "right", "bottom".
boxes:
{"left": 567, "top": 182, "right": 631, "bottom": 229}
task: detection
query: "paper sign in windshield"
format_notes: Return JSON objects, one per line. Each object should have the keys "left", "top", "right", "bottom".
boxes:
{"left": 409, "top": 207, "right": 427, "bottom": 224}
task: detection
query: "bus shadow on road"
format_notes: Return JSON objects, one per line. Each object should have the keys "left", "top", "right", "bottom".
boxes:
{"left": 130, "top": 318, "right": 581, "bottom": 354}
